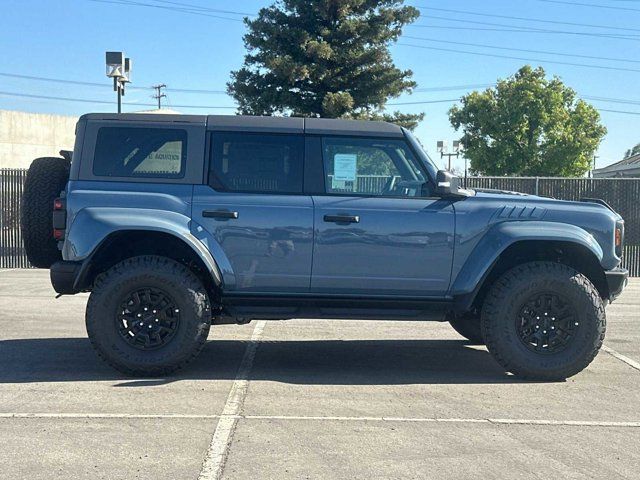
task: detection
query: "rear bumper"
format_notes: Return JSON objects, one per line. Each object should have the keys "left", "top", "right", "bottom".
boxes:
{"left": 605, "top": 267, "right": 628, "bottom": 301}
{"left": 50, "top": 261, "right": 82, "bottom": 295}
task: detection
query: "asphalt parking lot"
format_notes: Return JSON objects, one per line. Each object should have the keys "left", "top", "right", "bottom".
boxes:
{"left": 1, "top": 269, "right": 639, "bottom": 480}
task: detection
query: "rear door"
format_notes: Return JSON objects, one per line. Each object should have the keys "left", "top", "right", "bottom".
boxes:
{"left": 192, "top": 130, "right": 314, "bottom": 293}
{"left": 310, "top": 136, "right": 455, "bottom": 297}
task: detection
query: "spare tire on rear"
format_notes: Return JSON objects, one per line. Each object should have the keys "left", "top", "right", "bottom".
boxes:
{"left": 21, "top": 157, "right": 70, "bottom": 268}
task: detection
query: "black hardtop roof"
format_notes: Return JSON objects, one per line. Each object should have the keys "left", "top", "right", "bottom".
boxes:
{"left": 80, "top": 113, "right": 404, "bottom": 137}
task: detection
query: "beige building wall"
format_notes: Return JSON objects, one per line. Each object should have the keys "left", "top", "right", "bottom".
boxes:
{"left": 0, "top": 110, "right": 78, "bottom": 169}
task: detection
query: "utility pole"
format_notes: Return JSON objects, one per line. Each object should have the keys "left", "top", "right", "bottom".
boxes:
{"left": 152, "top": 84, "right": 167, "bottom": 109}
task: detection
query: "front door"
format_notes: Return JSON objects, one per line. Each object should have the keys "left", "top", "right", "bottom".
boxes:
{"left": 193, "top": 132, "right": 313, "bottom": 293}
{"left": 310, "top": 136, "right": 455, "bottom": 297}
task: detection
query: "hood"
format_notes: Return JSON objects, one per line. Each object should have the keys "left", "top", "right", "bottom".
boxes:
{"left": 472, "top": 187, "right": 530, "bottom": 197}
{"left": 471, "top": 189, "right": 621, "bottom": 218}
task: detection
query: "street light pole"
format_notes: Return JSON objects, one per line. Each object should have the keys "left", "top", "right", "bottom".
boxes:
{"left": 437, "top": 140, "right": 462, "bottom": 171}
{"left": 114, "top": 77, "right": 122, "bottom": 113}
{"left": 106, "top": 52, "right": 132, "bottom": 114}
{"left": 437, "top": 140, "right": 466, "bottom": 187}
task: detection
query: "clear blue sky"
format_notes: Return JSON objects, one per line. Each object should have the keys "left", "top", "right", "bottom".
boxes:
{"left": 1, "top": 0, "right": 638, "bottom": 172}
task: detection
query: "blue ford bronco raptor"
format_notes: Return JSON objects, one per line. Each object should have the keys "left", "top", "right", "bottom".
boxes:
{"left": 21, "top": 113, "right": 628, "bottom": 380}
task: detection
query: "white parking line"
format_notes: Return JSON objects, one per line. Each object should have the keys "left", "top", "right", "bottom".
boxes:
{"left": 1, "top": 412, "right": 638, "bottom": 428}
{"left": 602, "top": 344, "right": 640, "bottom": 372}
{"left": 0, "top": 413, "right": 219, "bottom": 419}
{"left": 198, "top": 320, "right": 266, "bottom": 480}
{"left": 242, "top": 415, "right": 640, "bottom": 428}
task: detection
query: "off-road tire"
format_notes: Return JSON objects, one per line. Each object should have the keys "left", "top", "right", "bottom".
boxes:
{"left": 86, "top": 256, "right": 212, "bottom": 376}
{"left": 482, "top": 261, "right": 606, "bottom": 381}
{"left": 20, "top": 156, "right": 70, "bottom": 268}
{"left": 448, "top": 312, "right": 484, "bottom": 345}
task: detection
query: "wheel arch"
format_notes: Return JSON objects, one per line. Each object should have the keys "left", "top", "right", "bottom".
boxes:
{"left": 75, "top": 229, "right": 223, "bottom": 297}
{"left": 452, "top": 222, "right": 609, "bottom": 312}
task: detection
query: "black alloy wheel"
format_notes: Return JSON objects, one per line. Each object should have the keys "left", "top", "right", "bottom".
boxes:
{"left": 117, "top": 287, "right": 181, "bottom": 350}
{"left": 516, "top": 292, "right": 579, "bottom": 355}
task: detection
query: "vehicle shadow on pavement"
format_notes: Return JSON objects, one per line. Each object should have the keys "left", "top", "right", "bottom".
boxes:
{"left": 0, "top": 337, "right": 526, "bottom": 385}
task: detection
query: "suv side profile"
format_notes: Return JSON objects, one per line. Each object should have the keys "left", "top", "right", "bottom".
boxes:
{"left": 21, "top": 113, "right": 628, "bottom": 380}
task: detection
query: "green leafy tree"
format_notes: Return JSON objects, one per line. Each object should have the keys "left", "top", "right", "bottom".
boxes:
{"left": 624, "top": 143, "right": 640, "bottom": 159}
{"left": 228, "top": 0, "right": 423, "bottom": 129}
{"left": 449, "top": 66, "right": 607, "bottom": 177}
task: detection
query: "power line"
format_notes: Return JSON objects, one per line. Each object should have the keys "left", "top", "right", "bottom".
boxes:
{"left": 0, "top": 72, "right": 488, "bottom": 96}
{"left": 3, "top": 89, "right": 640, "bottom": 115}
{"left": 414, "top": 83, "right": 494, "bottom": 92}
{"left": 86, "top": 0, "right": 246, "bottom": 22}
{"left": 0, "top": 90, "right": 236, "bottom": 109}
{"left": 398, "top": 43, "right": 640, "bottom": 74}
{"left": 585, "top": 95, "right": 640, "bottom": 106}
{"left": 403, "top": 35, "right": 640, "bottom": 64}
{"left": 167, "top": 87, "right": 226, "bottom": 94}
{"left": 0, "top": 72, "right": 227, "bottom": 94}
{"left": 598, "top": 109, "right": 640, "bottom": 115}
{"left": 147, "top": 0, "right": 253, "bottom": 16}
{"left": 535, "top": 0, "right": 640, "bottom": 12}
{"left": 86, "top": 0, "right": 640, "bottom": 41}
{"left": 387, "top": 98, "right": 460, "bottom": 106}
{"left": 5, "top": 70, "right": 640, "bottom": 105}
{"left": 410, "top": 14, "right": 640, "bottom": 40}
{"left": 3, "top": 72, "right": 640, "bottom": 106}
{"left": 412, "top": 6, "right": 639, "bottom": 33}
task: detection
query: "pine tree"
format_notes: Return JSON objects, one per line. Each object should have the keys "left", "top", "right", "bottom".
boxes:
{"left": 228, "top": 0, "right": 423, "bottom": 129}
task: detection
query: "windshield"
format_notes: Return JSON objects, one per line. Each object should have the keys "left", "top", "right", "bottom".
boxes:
{"left": 402, "top": 128, "right": 439, "bottom": 181}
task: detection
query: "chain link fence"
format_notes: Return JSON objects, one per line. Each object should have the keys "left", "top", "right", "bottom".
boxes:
{"left": 1, "top": 169, "right": 639, "bottom": 275}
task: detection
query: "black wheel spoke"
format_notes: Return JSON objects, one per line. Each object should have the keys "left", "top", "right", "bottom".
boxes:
{"left": 117, "top": 287, "right": 181, "bottom": 350}
{"left": 516, "top": 292, "right": 579, "bottom": 355}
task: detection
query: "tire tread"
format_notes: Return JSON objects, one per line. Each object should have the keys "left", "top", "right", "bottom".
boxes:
{"left": 481, "top": 261, "right": 606, "bottom": 380}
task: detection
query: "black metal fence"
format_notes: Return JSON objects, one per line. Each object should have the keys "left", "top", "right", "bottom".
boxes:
{"left": 466, "top": 176, "right": 640, "bottom": 276}
{"left": 0, "top": 169, "right": 29, "bottom": 268}
{"left": 1, "top": 169, "right": 639, "bottom": 275}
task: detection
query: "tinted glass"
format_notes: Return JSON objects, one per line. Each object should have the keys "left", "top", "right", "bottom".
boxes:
{"left": 93, "top": 127, "right": 187, "bottom": 178}
{"left": 210, "top": 133, "right": 304, "bottom": 194}
{"left": 322, "top": 137, "right": 427, "bottom": 197}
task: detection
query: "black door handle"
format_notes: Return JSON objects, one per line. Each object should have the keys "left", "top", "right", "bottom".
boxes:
{"left": 203, "top": 210, "right": 239, "bottom": 220}
{"left": 323, "top": 214, "right": 360, "bottom": 224}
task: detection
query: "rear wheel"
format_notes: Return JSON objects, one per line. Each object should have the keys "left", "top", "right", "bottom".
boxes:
{"left": 482, "top": 261, "right": 606, "bottom": 381}
{"left": 86, "top": 256, "right": 212, "bottom": 376}
{"left": 20, "top": 156, "right": 70, "bottom": 268}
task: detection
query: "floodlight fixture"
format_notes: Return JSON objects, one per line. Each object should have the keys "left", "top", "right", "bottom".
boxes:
{"left": 105, "top": 51, "right": 132, "bottom": 113}
{"left": 105, "top": 51, "right": 124, "bottom": 78}
{"left": 123, "top": 57, "right": 132, "bottom": 83}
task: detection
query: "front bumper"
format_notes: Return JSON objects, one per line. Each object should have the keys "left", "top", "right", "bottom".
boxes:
{"left": 605, "top": 267, "right": 628, "bottom": 301}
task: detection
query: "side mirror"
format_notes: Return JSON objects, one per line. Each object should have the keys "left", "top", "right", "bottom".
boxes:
{"left": 435, "top": 170, "right": 462, "bottom": 197}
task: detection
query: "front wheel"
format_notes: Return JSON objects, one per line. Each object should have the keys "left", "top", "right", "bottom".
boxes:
{"left": 482, "top": 261, "right": 606, "bottom": 381}
{"left": 86, "top": 256, "right": 212, "bottom": 376}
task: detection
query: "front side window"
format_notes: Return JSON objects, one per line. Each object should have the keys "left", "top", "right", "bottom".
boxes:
{"left": 209, "top": 133, "right": 304, "bottom": 194}
{"left": 93, "top": 127, "right": 186, "bottom": 178}
{"left": 322, "top": 137, "right": 427, "bottom": 197}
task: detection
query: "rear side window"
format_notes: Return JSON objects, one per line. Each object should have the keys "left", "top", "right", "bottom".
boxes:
{"left": 93, "top": 127, "right": 187, "bottom": 178}
{"left": 209, "top": 133, "right": 304, "bottom": 194}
